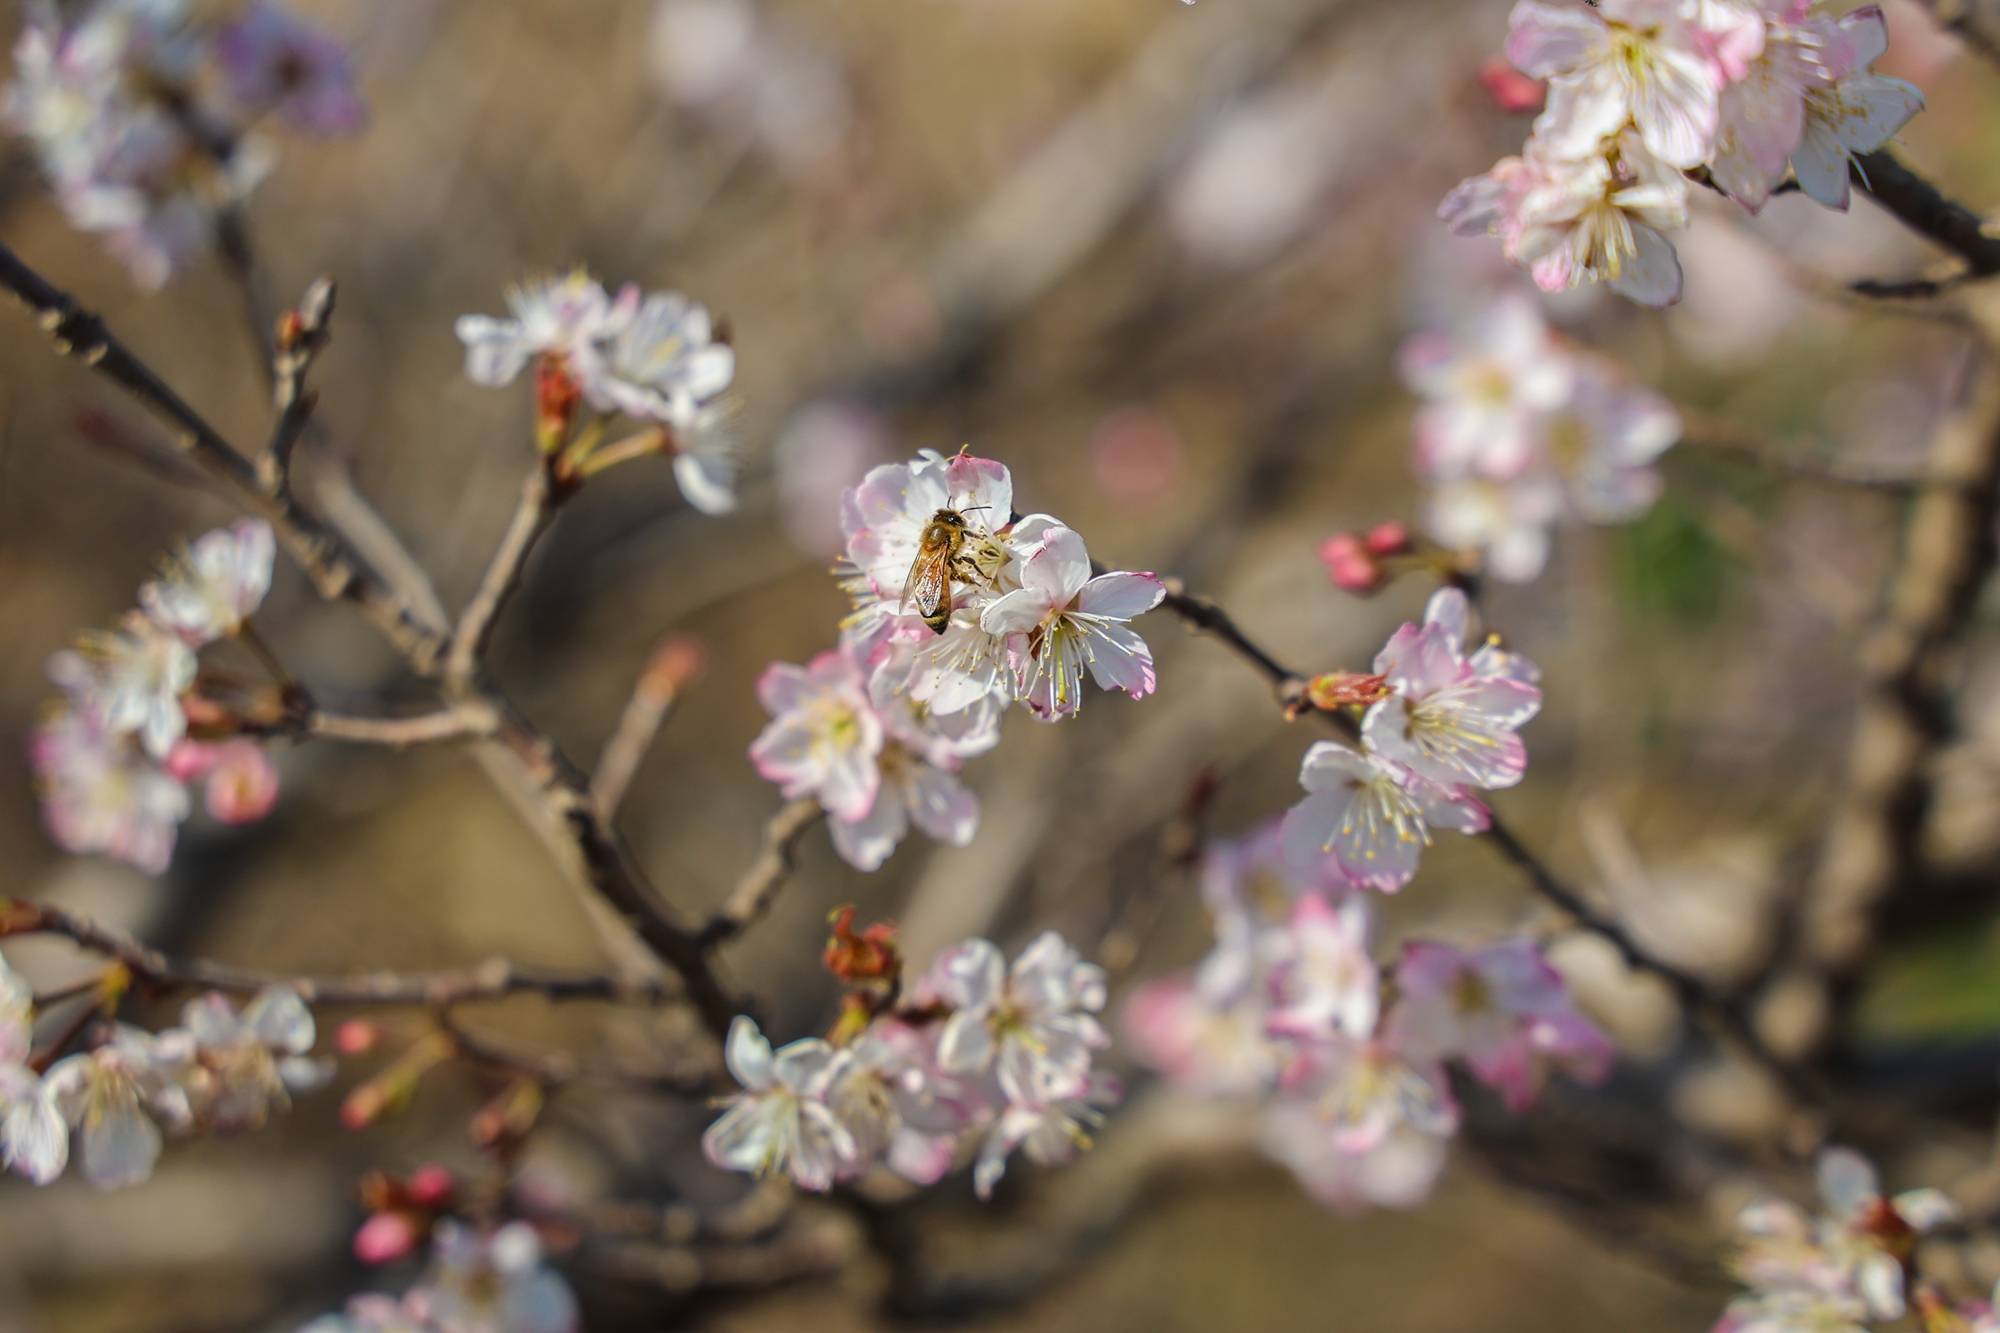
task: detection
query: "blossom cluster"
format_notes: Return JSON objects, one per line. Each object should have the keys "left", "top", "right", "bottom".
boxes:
{"left": 1280, "top": 587, "right": 1540, "bottom": 892}
{"left": 456, "top": 272, "right": 740, "bottom": 514}
{"left": 749, "top": 449, "right": 1164, "bottom": 870}
{"left": 1444, "top": 1, "right": 1924, "bottom": 306}
{"left": 703, "top": 930, "right": 1119, "bottom": 1200}
{"left": 301, "top": 1221, "right": 578, "bottom": 1333}
{"left": 0, "top": 954, "right": 327, "bottom": 1191}
{"left": 1124, "top": 823, "right": 1612, "bottom": 1212}
{"left": 4, "top": 0, "right": 364, "bottom": 287}
{"left": 1716, "top": 1147, "right": 1958, "bottom": 1331}
{"left": 1398, "top": 292, "right": 1681, "bottom": 583}
{"left": 33, "top": 519, "right": 282, "bottom": 874}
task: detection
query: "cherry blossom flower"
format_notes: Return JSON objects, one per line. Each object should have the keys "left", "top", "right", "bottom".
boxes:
{"left": 1509, "top": 139, "right": 1691, "bottom": 307}
{"left": 1399, "top": 292, "right": 1575, "bottom": 479}
{"left": 1790, "top": 6, "right": 1925, "bottom": 210}
{"left": 971, "top": 1073, "right": 1119, "bottom": 1200}
{"left": 1279, "top": 1035, "right": 1460, "bottom": 1154}
{"left": 748, "top": 649, "right": 884, "bottom": 821}
{"left": 1121, "top": 971, "right": 1285, "bottom": 1097}
{"left": 1722, "top": 1147, "right": 1958, "bottom": 1324}
{"left": 455, "top": 272, "right": 638, "bottom": 391}
{"left": 1422, "top": 467, "right": 1566, "bottom": 582}
{"left": 1362, "top": 594, "right": 1542, "bottom": 791}
{"left": 594, "top": 290, "right": 736, "bottom": 429}
{"left": 138, "top": 519, "right": 276, "bottom": 645}
{"left": 4, "top": 0, "right": 358, "bottom": 287}
{"left": 43, "top": 1025, "right": 190, "bottom": 1189}
{"left": 215, "top": 2, "right": 366, "bottom": 134}
{"left": 32, "top": 707, "right": 191, "bottom": 873}
{"left": 53, "top": 613, "right": 197, "bottom": 759}
{"left": 1543, "top": 361, "right": 1682, "bottom": 521}
{"left": 1280, "top": 741, "right": 1489, "bottom": 893}
{"left": 827, "top": 747, "right": 978, "bottom": 871}
{"left": 0, "top": 1062, "right": 68, "bottom": 1186}
{"left": 421, "top": 1222, "right": 579, "bottom": 1333}
{"left": 0, "top": 957, "right": 67, "bottom": 1186}
{"left": 1386, "top": 939, "right": 1614, "bottom": 1112}
{"left": 181, "top": 985, "right": 330, "bottom": 1131}
{"left": 931, "top": 933, "right": 1110, "bottom": 1106}
{"left": 197, "top": 739, "right": 282, "bottom": 824}
{"left": 703, "top": 1016, "right": 856, "bottom": 1192}
{"left": 1258, "top": 1105, "right": 1451, "bottom": 1213}
{"left": 1264, "top": 895, "right": 1380, "bottom": 1041}
{"left": 824, "top": 1020, "right": 972, "bottom": 1186}
{"left": 1508, "top": 0, "right": 1724, "bottom": 169}
{"left": 1708, "top": 3, "right": 1846, "bottom": 210}
{"left": 979, "top": 525, "right": 1164, "bottom": 721}
{"left": 842, "top": 449, "right": 1015, "bottom": 610}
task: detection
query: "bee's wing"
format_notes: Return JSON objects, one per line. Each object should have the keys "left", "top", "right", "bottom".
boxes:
{"left": 901, "top": 548, "right": 952, "bottom": 621}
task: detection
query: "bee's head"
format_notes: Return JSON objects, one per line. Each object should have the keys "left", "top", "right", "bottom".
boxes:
{"left": 933, "top": 507, "right": 972, "bottom": 529}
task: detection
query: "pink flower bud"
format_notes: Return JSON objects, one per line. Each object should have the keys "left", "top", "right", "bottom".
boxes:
{"left": 334, "top": 1019, "right": 380, "bottom": 1056}
{"left": 341, "top": 1084, "right": 385, "bottom": 1131}
{"left": 1363, "top": 521, "right": 1411, "bottom": 557}
{"left": 163, "top": 740, "right": 220, "bottom": 783}
{"left": 353, "top": 1210, "right": 420, "bottom": 1265}
{"left": 203, "top": 741, "right": 279, "bottom": 824}
{"left": 404, "top": 1164, "right": 455, "bottom": 1209}
{"left": 641, "top": 635, "right": 706, "bottom": 702}
{"left": 1478, "top": 56, "right": 1545, "bottom": 113}
{"left": 1318, "top": 534, "right": 1382, "bottom": 593}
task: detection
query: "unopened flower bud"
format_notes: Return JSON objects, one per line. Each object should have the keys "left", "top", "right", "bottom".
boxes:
{"left": 535, "top": 356, "right": 582, "bottom": 454}
{"left": 823, "top": 906, "right": 899, "bottom": 984}
{"left": 1306, "top": 671, "right": 1391, "bottom": 711}
{"left": 1478, "top": 56, "right": 1545, "bottom": 113}
{"left": 334, "top": 1019, "right": 380, "bottom": 1056}
{"left": 353, "top": 1210, "right": 420, "bottom": 1265}
{"left": 1319, "top": 533, "right": 1383, "bottom": 594}
{"left": 203, "top": 741, "right": 280, "bottom": 824}
{"left": 404, "top": 1164, "right": 456, "bottom": 1209}
{"left": 1363, "top": 521, "right": 1411, "bottom": 558}
{"left": 640, "top": 635, "right": 706, "bottom": 703}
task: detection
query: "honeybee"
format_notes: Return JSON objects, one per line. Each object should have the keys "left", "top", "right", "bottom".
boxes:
{"left": 901, "top": 506, "right": 994, "bottom": 634}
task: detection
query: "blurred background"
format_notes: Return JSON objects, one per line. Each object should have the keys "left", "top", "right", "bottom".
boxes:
{"left": 2, "top": 0, "right": 2000, "bottom": 1327}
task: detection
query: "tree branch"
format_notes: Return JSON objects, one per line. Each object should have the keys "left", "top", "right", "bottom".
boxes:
{"left": 700, "top": 799, "right": 829, "bottom": 947}
{"left": 0, "top": 899, "right": 679, "bottom": 1009}
{"left": 445, "top": 465, "right": 561, "bottom": 687}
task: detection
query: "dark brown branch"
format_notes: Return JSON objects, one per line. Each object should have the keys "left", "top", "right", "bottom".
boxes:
{"left": 0, "top": 241, "right": 444, "bottom": 664}
{"left": 1852, "top": 150, "right": 2000, "bottom": 293}
{"left": 0, "top": 898, "right": 678, "bottom": 1008}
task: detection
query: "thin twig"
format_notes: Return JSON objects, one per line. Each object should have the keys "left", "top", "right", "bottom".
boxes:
{"left": 0, "top": 898, "right": 679, "bottom": 1008}
{"left": 593, "top": 639, "right": 698, "bottom": 819}
{"left": 700, "top": 799, "right": 828, "bottom": 947}
{"left": 262, "top": 276, "right": 336, "bottom": 494}
{"left": 445, "top": 466, "right": 560, "bottom": 685}
{"left": 304, "top": 706, "right": 499, "bottom": 748}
